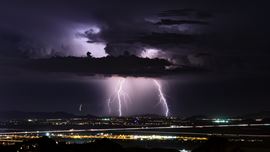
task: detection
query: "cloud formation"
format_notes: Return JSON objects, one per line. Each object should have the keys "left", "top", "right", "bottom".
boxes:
{"left": 0, "top": 0, "right": 270, "bottom": 73}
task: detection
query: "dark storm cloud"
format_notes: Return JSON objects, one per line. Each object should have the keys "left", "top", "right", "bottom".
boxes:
{"left": 0, "top": 0, "right": 269, "bottom": 72}
{"left": 132, "top": 33, "right": 198, "bottom": 45}
{"left": 100, "top": 7, "right": 213, "bottom": 59}
{"left": 155, "top": 19, "right": 209, "bottom": 26}
{"left": 0, "top": 0, "right": 270, "bottom": 116}
{"left": 158, "top": 9, "right": 213, "bottom": 19}
{"left": 0, "top": 0, "right": 102, "bottom": 57}
{"left": 23, "top": 56, "right": 206, "bottom": 78}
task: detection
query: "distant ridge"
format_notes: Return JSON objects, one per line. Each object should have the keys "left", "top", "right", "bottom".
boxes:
{"left": 0, "top": 111, "right": 97, "bottom": 120}
{"left": 0, "top": 112, "right": 169, "bottom": 120}
{"left": 241, "top": 111, "right": 270, "bottom": 119}
{"left": 127, "top": 114, "right": 165, "bottom": 118}
{"left": 1, "top": 111, "right": 270, "bottom": 120}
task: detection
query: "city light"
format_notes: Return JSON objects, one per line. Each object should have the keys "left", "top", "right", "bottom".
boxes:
{"left": 179, "top": 149, "right": 190, "bottom": 152}
{"left": 213, "top": 119, "right": 229, "bottom": 124}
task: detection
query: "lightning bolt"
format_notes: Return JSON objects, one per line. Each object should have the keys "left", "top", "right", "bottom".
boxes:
{"left": 79, "top": 104, "right": 83, "bottom": 112}
{"left": 107, "top": 78, "right": 168, "bottom": 117}
{"left": 107, "top": 98, "right": 112, "bottom": 114}
{"left": 107, "top": 78, "right": 129, "bottom": 117}
{"left": 117, "top": 79, "right": 126, "bottom": 117}
{"left": 153, "top": 79, "right": 169, "bottom": 117}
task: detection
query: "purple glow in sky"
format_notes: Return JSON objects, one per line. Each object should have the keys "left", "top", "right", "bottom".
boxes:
{"left": 68, "top": 24, "right": 107, "bottom": 57}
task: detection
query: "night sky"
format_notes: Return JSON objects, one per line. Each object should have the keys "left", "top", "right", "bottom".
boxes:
{"left": 0, "top": 0, "right": 270, "bottom": 117}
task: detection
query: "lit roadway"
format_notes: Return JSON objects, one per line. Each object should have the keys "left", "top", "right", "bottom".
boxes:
{"left": 1, "top": 123, "right": 270, "bottom": 138}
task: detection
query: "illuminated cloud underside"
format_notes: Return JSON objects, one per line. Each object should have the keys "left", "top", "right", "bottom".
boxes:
{"left": 70, "top": 24, "right": 108, "bottom": 58}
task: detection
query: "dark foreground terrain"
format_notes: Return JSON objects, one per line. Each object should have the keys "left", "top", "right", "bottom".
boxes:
{"left": 1, "top": 136, "right": 268, "bottom": 152}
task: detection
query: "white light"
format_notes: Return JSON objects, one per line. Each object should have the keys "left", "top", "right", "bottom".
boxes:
{"left": 140, "top": 48, "right": 160, "bottom": 59}
{"left": 153, "top": 80, "right": 169, "bottom": 117}
{"left": 179, "top": 149, "right": 190, "bottom": 152}
{"left": 213, "top": 119, "right": 229, "bottom": 124}
{"left": 117, "top": 79, "right": 126, "bottom": 117}
{"left": 79, "top": 104, "right": 83, "bottom": 112}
